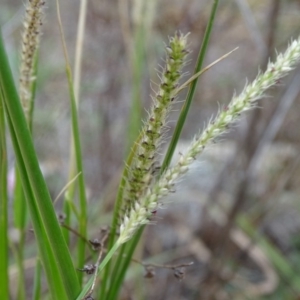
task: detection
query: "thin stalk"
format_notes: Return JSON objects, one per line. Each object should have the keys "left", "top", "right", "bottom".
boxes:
{"left": 76, "top": 243, "right": 120, "bottom": 299}
{"left": 161, "top": 0, "right": 219, "bottom": 172}
{"left": 56, "top": 0, "right": 88, "bottom": 285}
{"left": 99, "top": 134, "right": 140, "bottom": 298}
{"left": 62, "top": 199, "right": 71, "bottom": 243}
{"left": 67, "top": 67, "right": 88, "bottom": 285}
{"left": 27, "top": 52, "right": 39, "bottom": 131}
{"left": 0, "top": 85, "right": 9, "bottom": 300}
{"left": 13, "top": 170, "right": 27, "bottom": 230}
{"left": 126, "top": 3, "right": 146, "bottom": 152}
{"left": 13, "top": 53, "right": 38, "bottom": 300}
{"left": 16, "top": 233, "right": 26, "bottom": 300}
{"left": 63, "top": 0, "right": 88, "bottom": 245}
{"left": 104, "top": 243, "right": 127, "bottom": 298}
{"left": 12, "top": 149, "right": 26, "bottom": 300}
{"left": 32, "top": 258, "right": 42, "bottom": 300}
{"left": 74, "top": 0, "right": 87, "bottom": 103}
{"left": 106, "top": 228, "right": 143, "bottom": 300}
{"left": 14, "top": 18, "right": 40, "bottom": 291}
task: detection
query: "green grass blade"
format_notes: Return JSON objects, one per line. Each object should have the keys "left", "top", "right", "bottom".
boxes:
{"left": 61, "top": 47, "right": 88, "bottom": 286}
{"left": 76, "top": 243, "right": 120, "bottom": 299}
{"left": 98, "top": 175, "right": 127, "bottom": 298}
{"left": 12, "top": 52, "right": 37, "bottom": 230}
{"left": 0, "top": 84, "right": 9, "bottom": 300}
{"left": 161, "top": 0, "right": 219, "bottom": 172}
{"left": 106, "top": 229, "right": 143, "bottom": 300}
{"left": 0, "top": 30, "right": 80, "bottom": 299}
{"left": 127, "top": 26, "right": 144, "bottom": 151}
{"left": 13, "top": 171, "right": 27, "bottom": 231}
{"left": 66, "top": 66, "right": 88, "bottom": 285}
{"left": 12, "top": 52, "right": 38, "bottom": 300}
{"left": 27, "top": 52, "right": 39, "bottom": 131}
{"left": 13, "top": 140, "right": 28, "bottom": 300}
{"left": 56, "top": 1, "right": 88, "bottom": 284}
{"left": 68, "top": 69, "right": 87, "bottom": 282}
{"left": 62, "top": 0, "right": 87, "bottom": 247}
{"left": 104, "top": 243, "right": 127, "bottom": 299}
{"left": 99, "top": 133, "right": 142, "bottom": 298}
{"left": 15, "top": 230, "right": 26, "bottom": 300}
{"left": 62, "top": 198, "right": 72, "bottom": 243}
{"left": 32, "top": 258, "right": 42, "bottom": 300}
{"left": 5, "top": 109, "right": 69, "bottom": 299}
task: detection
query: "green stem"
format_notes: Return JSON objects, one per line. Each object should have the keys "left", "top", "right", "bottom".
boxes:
{"left": 126, "top": 15, "right": 145, "bottom": 152}
{"left": 27, "top": 52, "right": 38, "bottom": 131}
{"left": 99, "top": 133, "right": 141, "bottom": 298}
{"left": 106, "top": 229, "right": 143, "bottom": 300}
{"left": 13, "top": 52, "right": 38, "bottom": 300}
{"left": 104, "top": 243, "right": 127, "bottom": 298}
{"left": 16, "top": 232, "right": 26, "bottom": 300}
{"left": 0, "top": 83, "right": 9, "bottom": 300}
{"left": 32, "top": 258, "right": 42, "bottom": 300}
{"left": 62, "top": 197, "right": 71, "bottom": 243}
{"left": 66, "top": 64, "right": 88, "bottom": 285}
{"left": 56, "top": 0, "right": 88, "bottom": 283}
{"left": 13, "top": 144, "right": 27, "bottom": 300}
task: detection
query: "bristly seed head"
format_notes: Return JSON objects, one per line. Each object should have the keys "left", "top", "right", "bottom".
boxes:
{"left": 117, "top": 32, "right": 190, "bottom": 232}
{"left": 117, "top": 35, "right": 300, "bottom": 246}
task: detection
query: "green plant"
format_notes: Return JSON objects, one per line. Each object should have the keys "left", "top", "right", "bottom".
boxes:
{"left": 1, "top": 0, "right": 300, "bottom": 299}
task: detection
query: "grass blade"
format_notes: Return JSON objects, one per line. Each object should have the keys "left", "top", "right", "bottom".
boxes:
{"left": 0, "top": 30, "right": 80, "bottom": 299}
{"left": 13, "top": 53, "right": 38, "bottom": 300}
{"left": 5, "top": 109, "right": 69, "bottom": 299}
{"left": 0, "top": 83, "right": 9, "bottom": 300}
{"left": 56, "top": 0, "right": 88, "bottom": 285}
{"left": 106, "top": 229, "right": 143, "bottom": 300}
{"left": 62, "top": 0, "right": 88, "bottom": 246}
{"left": 32, "top": 258, "right": 42, "bottom": 300}
{"left": 127, "top": 26, "right": 144, "bottom": 150}
{"left": 99, "top": 133, "right": 142, "bottom": 298}
{"left": 76, "top": 243, "right": 120, "bottom": 299}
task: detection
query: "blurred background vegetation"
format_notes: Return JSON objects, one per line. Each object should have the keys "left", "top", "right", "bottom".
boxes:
{"left": 2, "top": 0, "right": 300, "bottom": 299}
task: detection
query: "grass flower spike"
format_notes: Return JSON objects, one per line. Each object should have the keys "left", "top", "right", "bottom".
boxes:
{"left": 120, "top": 33, "right": 189, "bottom": 220}
{"left": 20, "top": 0, "right": 45, "bottom": 119}
{"left": 117, "top": 36, "right": 300, "bottom": 245}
